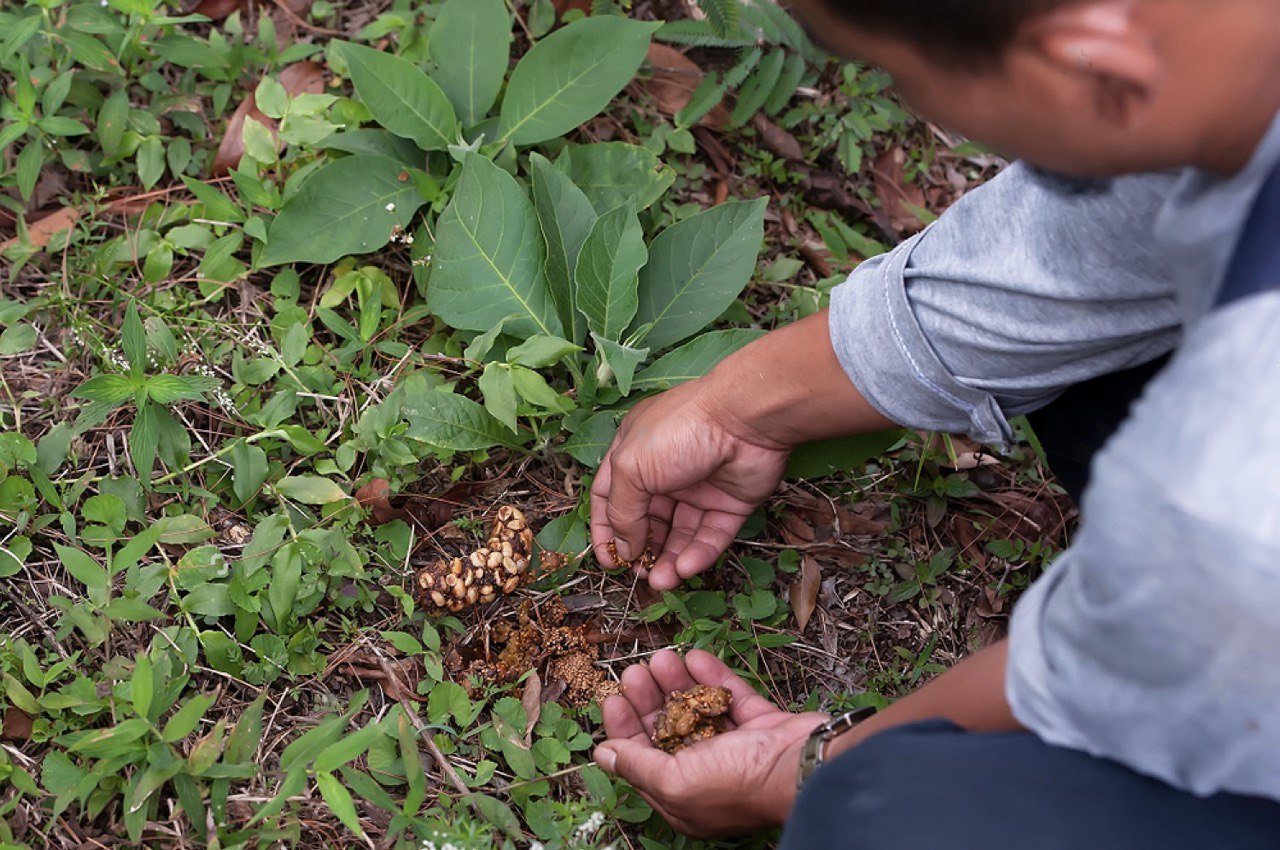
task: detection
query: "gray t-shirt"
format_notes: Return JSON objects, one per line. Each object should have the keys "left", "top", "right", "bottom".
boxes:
{"left": 828, "top": 115, "right": 1280, "bottom": 800}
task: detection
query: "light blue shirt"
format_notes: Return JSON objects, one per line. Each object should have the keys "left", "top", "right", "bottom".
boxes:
{"left": 830, "top": 115, "right": 1280, "bottom": 800}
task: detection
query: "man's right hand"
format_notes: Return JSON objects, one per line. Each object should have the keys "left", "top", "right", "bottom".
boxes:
{"left": 590, "top": 378, "right": 791, "bottom": 591}
{"left": 589, "top": 310, "right": 895, "bottom": 591}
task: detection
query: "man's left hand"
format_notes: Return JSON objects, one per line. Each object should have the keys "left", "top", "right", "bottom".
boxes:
{"left": 593, "top": 649, "right": 827, "bottom": 838}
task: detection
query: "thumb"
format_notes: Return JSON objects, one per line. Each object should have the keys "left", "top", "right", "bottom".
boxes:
{"left": 594, "top": 740, "right": 672, "bottom": 792}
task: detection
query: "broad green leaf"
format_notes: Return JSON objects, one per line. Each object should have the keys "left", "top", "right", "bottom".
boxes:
{"left": 131, "top": 654, "right": 154, "bottom": 720}
{"left": 478, "top": 363, "right": 517, "bottom": 434}
{"left": 334, "top": 41, "right": 458, "bottom": 150}
{"left": 574, "top": 200, "right": 646, "bottom": 340}
{"left": 163, "top": 694, "right": 215, "bottom": 742}
{"left": 510, "top": 367, "right": 572, "bottom": 412}
{"left": 631, "top": 198, "right": 767, "bottom": 351}
{"left": 631, "top": 328, "right": 765, "bottom": 392}
{"left": 556, "top": 142, "right": 675, "bottom": 214}
{"left": 313, "top": 722, "right": 383, "bottom": 773}
{"left": 591, "top": 334, "right": 648, "bottom": 396}
{"left": 430, "top": 0, "right": 510, "bottom": 127}
{"left": 506, "top": 335, "right": 580, "bottom": 369}
{"left": 317, "top": 771, "right": 364, "bottom": 836}
{"left": 428, "top": 153, "right": 561, "bottom": 339}
{"left": 497, "top": 16, "right": 660, "bottom": 145}
{"left": 260, "top": 155, "right": 430, "bottom": 266}
{"left": 275, "top": 476, "right": 349, "bottom": 505}
{"left": 530, "top": 153, "right": 596, "bottom": 344}
{"left": 231, "top": 441, "right": 269, "bottom": 504}
{"left": 535, "top": 512, "right": 588, "bottom": 555}
{"left": 561, "top": 411, "right": 618, "bottom": 467}
{"left": 403, "top": 390, "right": 523, "bottom": 451}
{"left": 54, "top": 543, "right": 108, "bottom": 600}
{"left": 0, "top": 322, "right": 36, "bottom": 355}
{"left": 786, "top": 431, "right": 903, "bottom": 478}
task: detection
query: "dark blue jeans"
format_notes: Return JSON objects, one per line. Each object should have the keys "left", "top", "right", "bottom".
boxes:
{"left": 780, "top": 721, "right": 1280, "bottom": 850}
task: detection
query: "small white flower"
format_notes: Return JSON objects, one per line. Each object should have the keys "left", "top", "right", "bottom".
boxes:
{"left": 385, "top": 202, "right": 396, "bottom": 212}
{"left": 575, "top": 811, "right": 606, "bottom": 841}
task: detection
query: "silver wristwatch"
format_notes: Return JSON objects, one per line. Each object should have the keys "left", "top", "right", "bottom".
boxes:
{"left": 796, "top": 706, "right": 878, "bottom": 792}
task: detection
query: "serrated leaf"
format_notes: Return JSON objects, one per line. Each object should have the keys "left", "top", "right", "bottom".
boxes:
{"left": 530, "top": 153, "right": 596, "bottom": 344}
{"left": 631, "top": 329, "right": 765, "bottom": 392}
{"left": 403, "top": 390, "right": 522, "bottom": 451}
{"left": 335, "top": 41, "right": 458, "bottom": 150}
{"left": 430, "top": 0, "right": 511, "bottom": 127}
{"left": 261, "top": 155, "right": 429, "bottom": 265}
{"left": 275, "top": 475, "right": 349, "bottom": 505}
{"left": 146, "top": 374, "right": 218, "bottom": 405}
{"left": 428, "top": 153, "right": 561, "bottom": 339}
{"left": 498, "top": 16, "right": 660, "bottom": 145}
{"left": 130, "top": 402, "right": 161, "bottom": 480}
{"left": 574, "top": 201, "right": 646, "bottom": 341}
{"left": 70, "top": 374, "right": 136, "bottom": 405}
{"left": 122, "top": 302, "right": 146, "bottom": 372}
{"left": 556, "top": 142, "right": 675, "bottom": 214}
{"left": 631, "top": 198, "right": 767, "bottom": 351}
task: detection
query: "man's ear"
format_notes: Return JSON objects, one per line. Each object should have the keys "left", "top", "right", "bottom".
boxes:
{"left": 1018, "top": 1, "right": 1164, "bottom": 126}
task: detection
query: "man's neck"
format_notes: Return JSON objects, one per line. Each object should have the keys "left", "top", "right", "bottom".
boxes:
{"left": 1191, "top": 10, "right": 1280, "bottom": 175}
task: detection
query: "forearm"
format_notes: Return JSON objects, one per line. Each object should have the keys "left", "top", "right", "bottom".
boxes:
{"left": 701, "top": 309, "right": 896, "bottom": 449}
{"left": 827, "top": 640, "right": 1023, "bottom": 760}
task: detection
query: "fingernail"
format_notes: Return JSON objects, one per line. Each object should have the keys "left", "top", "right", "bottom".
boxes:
{"left": 616, "top": 540, "right": 634, "bottom": 561}
{"left": 594, "top": 746, "right": 617, "bottom": 774}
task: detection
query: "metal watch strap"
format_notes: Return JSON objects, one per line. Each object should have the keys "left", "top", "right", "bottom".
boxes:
{"left": 797, "top": 706, "right": 878, "bottom": 793}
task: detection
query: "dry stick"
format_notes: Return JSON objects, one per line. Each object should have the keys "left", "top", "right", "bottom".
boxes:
{"left": 396, "top": 697, "right": 474, "bottom": 799}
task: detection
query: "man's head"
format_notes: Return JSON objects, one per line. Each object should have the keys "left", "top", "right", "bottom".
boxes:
{"left": 787, "top": 0, "right": 1280, "bottom": 176}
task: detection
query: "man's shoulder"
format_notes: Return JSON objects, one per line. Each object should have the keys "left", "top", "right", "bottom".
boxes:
{"left": 1090, "top": 292, "right": 1280, "bottom": 543}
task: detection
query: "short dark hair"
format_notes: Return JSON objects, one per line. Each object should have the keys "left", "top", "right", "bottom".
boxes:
{"left": 813, "top": 0, "right": 1076, "bottom": 61}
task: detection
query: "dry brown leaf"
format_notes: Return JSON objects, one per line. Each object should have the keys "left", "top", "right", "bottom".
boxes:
{"left": 210, "top": 60, "right": 325, "bottom": 177}
{"left": 751, "top": 113, "right": 802, "bottom": 161}
{"left": 521, "top": 668, "right": 542, "bottom": 743}
{"left": 552, "top": 0, "right": 592, "bottom": 16}
{"left": 189, "top": 0, "right": 245, "bottom": 20}
{"left": 2, "top": 707, "right": 33, "bottom": 742}
{"left": 872, "top": 147, "right": 928, "bottom": 236}
{"left": 0, "top": 206, "right": 81, "bottom": 253}
{"left": 789, "top": 554, "right": 821, "bottom": 632}
{"left": 642, "top": 44, "right": 730, "bottom": 129}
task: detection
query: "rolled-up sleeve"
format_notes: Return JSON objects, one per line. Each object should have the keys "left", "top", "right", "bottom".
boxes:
{"left": 830, "top": 163, "right": 1182, "bottom": 444}
{"left": 1006, "top": 295, "right": 1280, "bottom": 799}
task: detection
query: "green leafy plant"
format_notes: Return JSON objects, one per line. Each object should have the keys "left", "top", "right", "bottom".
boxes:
{"left": 68, "top": 303, "right": 218, "bottom": 482}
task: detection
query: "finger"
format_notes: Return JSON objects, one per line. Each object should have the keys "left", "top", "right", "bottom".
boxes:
{"left": 683, "top": 649, "right": 780, "bottom": 724}
{"left": 602, "top": 693, "right": 650, "bottom": 741}
{"left": 671, "top": 510, "right": 747, "bottom": 582}
{"left": 620, "top": 663, "right": 665, "bottom": 733}
{"left": 590, "top": 455, "right": 619, "bottom": 565}
{"left": 648, "top": 649, "right": 698, "bottom": 698}
{"left": 594, "top": 739, "right": 674, "bottom": 798}
{"left": 603, "top": 450, "right": 653, "bottom": 562}
{"left": 649, "top": 503, "right": 704, "bottom": 591}
{"left": 646, "top": 495, "right": 677, "bottom": 553}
